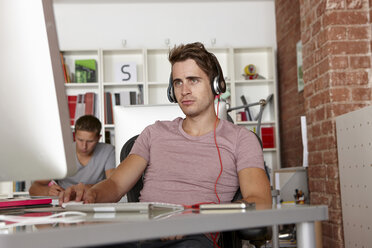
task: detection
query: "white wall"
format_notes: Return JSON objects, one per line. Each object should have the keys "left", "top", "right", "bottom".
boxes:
{"left": 53, "top": 0, "right": 276, "bottom": 49}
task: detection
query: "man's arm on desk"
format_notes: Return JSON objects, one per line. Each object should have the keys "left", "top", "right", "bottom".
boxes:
{"left": 238, "top": 167, "right": 272, "bottom": 205}
{"left": 29, "top": 180, "right": 65, "bottom": 196}
{"left": 60, "top": 154, "right": 148, "bottom": 204}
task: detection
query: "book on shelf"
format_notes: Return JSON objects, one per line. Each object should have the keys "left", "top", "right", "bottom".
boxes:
{"left": 69, "top": 93, "right": 98, "bottom": 125}
{"left": 84, "top": 92, "right": 96, "bottom": 116}
{"left": 68, "top": 95, "right": 77, "bottom": 125}
{"left": 75, "top": 59, "right": 97, "bottom": 83}
{"left": 104, "top": 92, "right": 114, "bottom": 124}
{"left": 261, "top": 126, "right": 275, "bottom": 148}
{"left": 60, "top": 52, "right": 71, "bottom": 83}
{"left": 104, "top": 130, "right": 115, "bottom": 145}
{"left": 115, "top": 62, "right": 137, "bottom": 83}
{"left": 113, "top": 91, "right": 138, "bottom": 107}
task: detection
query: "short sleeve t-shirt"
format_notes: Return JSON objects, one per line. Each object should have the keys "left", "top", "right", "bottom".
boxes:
{"left": 130, "top": 118, "right": 264, "bottom": 205}
{"left": 56, "top": 143, "right": 116, "bottom": 189}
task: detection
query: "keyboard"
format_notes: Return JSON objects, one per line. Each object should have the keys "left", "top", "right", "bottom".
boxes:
{"left": 63, "top": 202, "right": 184, "bottom": 213}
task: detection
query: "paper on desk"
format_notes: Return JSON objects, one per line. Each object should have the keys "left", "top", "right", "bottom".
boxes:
{"left": 301, "top": 116, "right": 308, "bottom": 167}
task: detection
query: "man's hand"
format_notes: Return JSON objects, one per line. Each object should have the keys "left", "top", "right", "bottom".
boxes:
{"left": 48, "top": 184, "right": 64, "bottom": 196}
{"left": 59, "top": 183, "right": 96, "bottom": 205}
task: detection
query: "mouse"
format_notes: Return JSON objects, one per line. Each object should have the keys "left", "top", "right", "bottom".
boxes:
{"left": 61, "top": 201, "right": 84, "bottom": 208}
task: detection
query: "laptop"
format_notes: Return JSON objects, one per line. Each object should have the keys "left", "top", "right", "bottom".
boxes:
{"left": 62, "top": 202, "right": 184, "bottom": 213}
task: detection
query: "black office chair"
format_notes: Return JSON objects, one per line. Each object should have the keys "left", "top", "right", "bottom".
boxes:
{"left": 120, "top": 133, "right": 272, "bottom": 248}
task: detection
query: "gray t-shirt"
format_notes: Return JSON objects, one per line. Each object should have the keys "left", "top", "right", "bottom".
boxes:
{"left": 56, "top": 143, "right": 115, "bottom": 189}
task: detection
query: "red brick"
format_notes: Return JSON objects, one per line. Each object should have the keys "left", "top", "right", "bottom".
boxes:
{"left": 346, "top": 0, "right": 366, "bottom": 9}
{"left": 332, "top": 103, "right": 365, "bottom": 116}
{"left": 324, "top": 149, "right": 338, "bottom": 164}
{"left": 315, "top": 106, "right": 326, "bottom": 121}
{"left": 332, "top": 222, "right": 344, "bottom": 240}
{"left": 330, "top": 71, "right": 369, "bottom": 86}
{"left": 326, "top": 179, "right": 340, "bottom": 194}
{"left": 317, "top": 29, "right": 328, "bottom": 47}
{"left": 348, "top": 26, "right": 370, "bottom": 40}
{"left": 309, "top": 150, "right": 323, "bottom": 164}
{"left": 316, "top": 1, "right": 327, "bottom": 17}
{"left": 328, "top": 164, "right": 339, "bottom": 178}
{"left": 311, "top": 122, "right": 322, "bottom": 137}
{"left": 308, "top": 178, "right": 325, "bottom": 192}
{"left": 350, "top": 56, "right": 371, "bottom": 69}
{"left": 352, "top": 87, "right": 372, "bottom": 101}
{"left": 312, "top": 19, "right": 322, "bottom": 36}
{"left": 317, "top": 73, "right": 330, "bottom": 91}
{"left": 325, "top": 104, "right": 333, "bottom": 119}
{"left": 324, "top": 11, "right": 368, "bottom": 26}
{"left": 330, "top": 88, "right": 351, "bottom": 102}
{"left": 328, "top": 210, "right": 342, "bottom": 225}
{"left": 329, "top": 194, "right": 342, "bottom": 209}
{"left": 318, "top": 136, "right": 331, "bottom": 150}
{"left": 310, "top": 193, "right": 329, "bottom": 205}
{"left": 325, "top": 0, "right": 345, "bottom": 9}
{"left": 308, "top": 138, "right": 317, "bottom": 152}
{"left": 329, "top": 56, "right": 348, "bottom": 69}
{"left": 322, "top": 222, "right": 332, "bottom": 238}
{"left": 328, "top": 26, "right": 347, "bottom": 40}
{"left": 328, "top": 41, "right": 369, "bottom": 55}
{"left": 308, "top": 164, "right": 327, "bottom": 178}
{"left": 321, "top": 120, "right": 333, "bottom": 135}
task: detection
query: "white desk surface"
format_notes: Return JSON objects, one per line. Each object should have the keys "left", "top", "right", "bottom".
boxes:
{"left": 0, "top": 204, "right": 328, "bottom": 248}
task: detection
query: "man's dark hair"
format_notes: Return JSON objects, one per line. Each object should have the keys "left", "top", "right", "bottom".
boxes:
{"left": 168, "top": 42, "right": 223, "bottom": 84}
{"left": 74, "top": 115, "right": 101, "bottom": 137}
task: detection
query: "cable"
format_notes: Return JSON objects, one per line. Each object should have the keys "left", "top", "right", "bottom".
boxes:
{"left": 213, "top": 96, "right": 223, "bottom": 204}
{"left": 211, "top": 96, "right": 223, "bottom": 248}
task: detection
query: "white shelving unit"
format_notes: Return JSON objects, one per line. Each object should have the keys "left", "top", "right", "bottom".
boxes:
{"left": 62, "top": 46, "right": 280, "bottom": 171}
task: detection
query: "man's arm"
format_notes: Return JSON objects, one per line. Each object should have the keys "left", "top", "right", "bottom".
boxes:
{"left": 60, "top": 154, "right": 147, "bottom": 204}
{"left": 29, "top": 180, "right": 64, "bottom": 196}
{"left": 105, "top": 168, "right": 115, "bottom": 178}
{"left": 238, "top": 167, "right": 272, "bottom": 205}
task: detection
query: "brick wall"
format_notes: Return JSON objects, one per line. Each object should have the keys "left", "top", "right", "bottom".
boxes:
{"left": 276, "top": 0, "right": 372, "bottom": 247}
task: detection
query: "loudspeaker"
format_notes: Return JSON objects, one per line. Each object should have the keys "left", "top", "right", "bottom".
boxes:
{"left": 167, "top": 57, "right": 226, "bottom": 103}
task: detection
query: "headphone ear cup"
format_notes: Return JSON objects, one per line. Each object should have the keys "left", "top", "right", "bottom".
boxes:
{"left": 167, "top": 74, "right": 176, "bottom": 103}
{"left": 212, "top": 76, "right": 226, "bottom": 95}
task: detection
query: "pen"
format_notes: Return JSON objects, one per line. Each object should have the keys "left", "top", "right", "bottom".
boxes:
{"left": 48, "top": 180, "right": 57, "bottom": 187}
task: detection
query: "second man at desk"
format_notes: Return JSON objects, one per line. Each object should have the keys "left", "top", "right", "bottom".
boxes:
{"left": 29, "top": 115, "right": 116, "bottom": 196}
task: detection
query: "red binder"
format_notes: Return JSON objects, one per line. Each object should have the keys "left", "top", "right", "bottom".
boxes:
{"left": 0, "top": 198, "right": 52, "bottom": 208}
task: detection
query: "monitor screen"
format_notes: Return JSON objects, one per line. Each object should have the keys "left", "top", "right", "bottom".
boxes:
{"left": 113, "top": 105, "right": 185, "bottom": 165}
{"left": 0, "top": 0, "right": 77, "bottom": 182}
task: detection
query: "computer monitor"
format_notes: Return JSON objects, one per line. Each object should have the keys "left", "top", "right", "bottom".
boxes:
{"left": 113, "top": 105, "right": 185, "bottom": 165}
{"left": 0, "top": 0, "right": 77, "bottom": 182}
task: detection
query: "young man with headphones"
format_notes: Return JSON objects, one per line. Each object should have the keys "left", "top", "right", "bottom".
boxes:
{"left": 60, "top": 42, "right": 272, "bottom": 248}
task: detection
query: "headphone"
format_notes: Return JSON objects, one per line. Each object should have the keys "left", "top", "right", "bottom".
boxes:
{"left": 167, "top": 55, "right": 226, "bottom": 103}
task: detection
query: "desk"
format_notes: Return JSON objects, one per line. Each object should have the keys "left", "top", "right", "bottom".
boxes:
{"left": 0, "top": 204, "right": 328, "bottom": 248}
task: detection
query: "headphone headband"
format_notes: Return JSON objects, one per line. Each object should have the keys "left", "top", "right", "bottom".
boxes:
{"left": 167, "top": 58, "right": 226, "bottom": 103}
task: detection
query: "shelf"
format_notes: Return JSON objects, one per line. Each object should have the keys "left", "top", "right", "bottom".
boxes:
{"left": 103, "top": 82, "right": 145, "bottom": 87}
{"left": 235, "top": 79, "right": 274, "bottom": 84}
{"left": 65, "top": 83, "right": 99, "bottom": 88}
{"left": 63, "top": 46, "right": 280, "bottom": 170}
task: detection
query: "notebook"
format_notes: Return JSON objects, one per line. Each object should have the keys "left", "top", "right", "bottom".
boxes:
{"left": 0, "top": 197, "right": 52, "bottom": 208}
{"left": 62, "top": 202, "right": 184, "bottom": 213}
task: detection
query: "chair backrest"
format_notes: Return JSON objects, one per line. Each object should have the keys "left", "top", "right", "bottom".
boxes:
{"left": 120, "top": 134, "right": 142, "bottom": 202}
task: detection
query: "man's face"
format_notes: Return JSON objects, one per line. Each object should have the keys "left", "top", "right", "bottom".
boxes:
{"left": 172, "top": 59, "right": 215, "bottom": 117}
{"left": 75, "top": 130, "right": 100, "bottom": 156}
